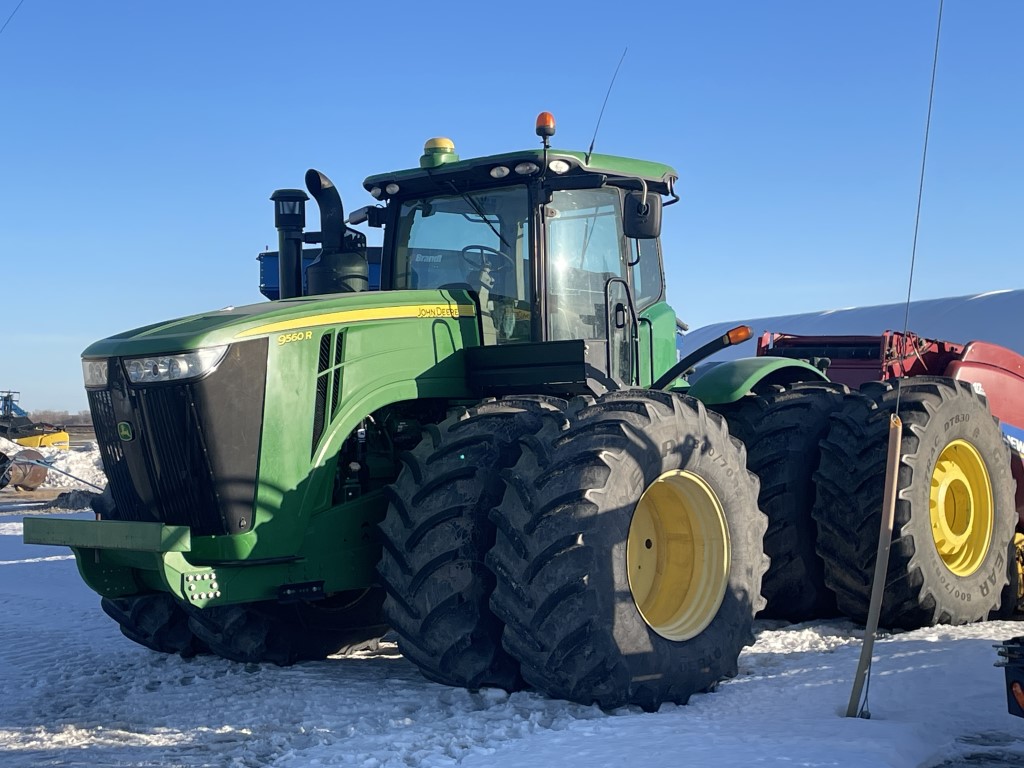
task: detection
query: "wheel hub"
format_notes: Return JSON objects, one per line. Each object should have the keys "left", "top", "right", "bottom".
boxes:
{"left": 627, "top": 470, "right": 730, "bottom": 641}
{"left": 929, "top": 439, "right": 994, "bottom": 576}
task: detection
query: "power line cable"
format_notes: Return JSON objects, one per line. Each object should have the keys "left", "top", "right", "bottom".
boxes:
{"left": 0, "top": 0, "right": 26, "bottom": 38}
{"left": 852, "top": 0, "right": 945, "bottom": 721}
{"left": 897, "top": 0, "right": 945, "bottom": 407}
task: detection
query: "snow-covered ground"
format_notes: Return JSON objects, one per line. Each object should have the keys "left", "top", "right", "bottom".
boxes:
{"left": 2, "top": 444, "right": 1022, "bottom": 767}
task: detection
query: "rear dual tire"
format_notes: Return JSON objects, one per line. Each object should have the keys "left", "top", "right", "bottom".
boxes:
{"left": 185, "top": 588, "right": 387, "bottom": 665}
{"left": 713, "top": 382, "right": 847, "bottom": 621}
{"left": 813, "top": 378, "right": 1017, "bottom": 628}
{"left": 103, "top": 588, "right": 387, "bottom": 665}
{"left": 101, "top": 594, "right": 205, "bottom": 656}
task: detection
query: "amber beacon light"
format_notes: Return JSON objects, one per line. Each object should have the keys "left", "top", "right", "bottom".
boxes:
{"left": 535, "top": 112, "right": 556, "bottom": 138}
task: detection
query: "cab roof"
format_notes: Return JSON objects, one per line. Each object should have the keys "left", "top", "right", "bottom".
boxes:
{"left": 363, "top": 148, "right": 678, "bottom": 199}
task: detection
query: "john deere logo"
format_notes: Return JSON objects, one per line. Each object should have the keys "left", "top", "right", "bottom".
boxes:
{"left": 117, "top": 422, "right": 134, "bottom": 442}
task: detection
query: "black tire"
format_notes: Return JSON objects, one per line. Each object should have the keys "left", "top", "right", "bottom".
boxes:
{"left": 89, "top": 486, "right": 117, "bottom": 518}
{"left": 488, "top": 390, "right": 768, "bottom": 710}
{"left": 376, "top": 396, "right": 568, "bottom": 690}
{"left": 187, "top": 588, "right": 388, "bottom": 665}
{"left": 812, "top": 377, "right": 1017, "bottom": 629}
{"left": 992, "top": 533, "right": 1023, "bottom": 619}
{"left": 713, "top": 382, "right": 849, "bottom": 620}
{"left": 1002, "top": 533, "right": 1024, "bottom": 617}
{"left": 101, "top": 594, "right": 205, "bottom": 656}
{"left": 95, "top": 488, "right": 207, "bottom": 657}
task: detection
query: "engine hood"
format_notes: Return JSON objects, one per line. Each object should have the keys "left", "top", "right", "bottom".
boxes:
{"left": 82, "top": 289, "right": 477, "bottom": 358}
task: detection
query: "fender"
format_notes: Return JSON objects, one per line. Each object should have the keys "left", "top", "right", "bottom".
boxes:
{"left": 687, "top": 357, "right": 828, "bottom": 405}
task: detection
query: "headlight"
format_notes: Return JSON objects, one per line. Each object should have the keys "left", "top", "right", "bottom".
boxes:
{"left": 124, "top": 345, "right": 229, "bottom": 385}
{"left": 82, "top": 359, "right": 109, "bottom": 388}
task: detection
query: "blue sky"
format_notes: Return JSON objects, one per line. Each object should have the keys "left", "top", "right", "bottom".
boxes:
{"left": 2, "top": 1, "right": 1021, "bottom": 411}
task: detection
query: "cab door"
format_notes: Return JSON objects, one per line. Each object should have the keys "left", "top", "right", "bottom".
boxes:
{"left": 544, "top": 187, "right": 638, "bottom": 387}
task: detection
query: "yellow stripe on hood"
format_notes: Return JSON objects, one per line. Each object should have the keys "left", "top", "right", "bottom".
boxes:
{"left": 234, "top": 303, "right": 477, "bottom": 339}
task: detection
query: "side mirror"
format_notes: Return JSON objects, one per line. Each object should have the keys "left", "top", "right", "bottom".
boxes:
{"left": 623, "top": 191, "right": 662, "bottom": 239}
{"left": 347, "top": 206, "right": 386, "bottom": 228}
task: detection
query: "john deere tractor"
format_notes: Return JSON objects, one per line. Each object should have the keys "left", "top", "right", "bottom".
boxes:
{"left": 24, "top": 114, "right": 1018, "bottom": 710}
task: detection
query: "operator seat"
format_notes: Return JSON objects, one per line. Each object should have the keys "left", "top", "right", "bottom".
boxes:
{"left": 466, "top": 268, "right": 498, "bottom": 345}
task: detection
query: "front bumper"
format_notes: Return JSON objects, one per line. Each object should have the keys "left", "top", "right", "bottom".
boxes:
{"left": 22, "top": 517, "right": 228, "bottom": 606}
{"left": 24, "top": 517, "right": 191, "bottom": 552}
{"left": 22, "top": 497, "right": 384, "bottom": 609}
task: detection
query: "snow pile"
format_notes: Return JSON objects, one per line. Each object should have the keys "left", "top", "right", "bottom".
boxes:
{"left": 0, "top": 435, "right": 22, "bottom": 457}
{"left": 0, "top": 435, "right": 107, "bottom": 491}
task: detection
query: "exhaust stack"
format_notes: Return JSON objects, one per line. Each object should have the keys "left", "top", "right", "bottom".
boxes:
{"left": 304, "top": 169, "right": 369, "bottom": 294}
{"left": 305, "top": 170, "right": 344, "bottom": 251}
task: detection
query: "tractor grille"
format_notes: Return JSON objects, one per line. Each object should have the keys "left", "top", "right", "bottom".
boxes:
{"left": 88, "top": 339, "right": 268, "bottom": 537}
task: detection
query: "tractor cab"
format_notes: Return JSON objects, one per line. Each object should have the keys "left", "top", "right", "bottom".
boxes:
{"left": 257, "top": 114, "right": 682, "bottom": 393}
{"left": 360, "top": 113, "right": 680, "bottom": 390}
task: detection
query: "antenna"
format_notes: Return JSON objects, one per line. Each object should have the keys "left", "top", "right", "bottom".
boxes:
{"left": 586, "top": 47, "right": 628, "bottom": 164}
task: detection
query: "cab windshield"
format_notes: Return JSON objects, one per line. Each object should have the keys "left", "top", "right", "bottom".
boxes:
{"left": 393, "top": 186, "right": 531, "bottom": 344}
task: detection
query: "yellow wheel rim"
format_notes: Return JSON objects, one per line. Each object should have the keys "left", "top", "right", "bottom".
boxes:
{"left": 627, "top": 470, "right": 730, "bottom": 641}
{"left": 929, "top": 439, "right": 994, "bottom": 577}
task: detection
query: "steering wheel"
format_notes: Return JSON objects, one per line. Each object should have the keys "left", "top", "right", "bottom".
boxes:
{"left": 461, "top": 244, "right": 514, "bottom": 274}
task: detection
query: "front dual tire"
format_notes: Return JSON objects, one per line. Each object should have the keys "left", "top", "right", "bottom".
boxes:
{"left": 487, "top": 390, "right": 768, "bottom": 710}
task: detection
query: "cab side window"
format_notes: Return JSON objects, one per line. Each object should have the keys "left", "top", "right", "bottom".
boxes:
{"left": 631, "top": 237, "right": 664, "bottom": 310}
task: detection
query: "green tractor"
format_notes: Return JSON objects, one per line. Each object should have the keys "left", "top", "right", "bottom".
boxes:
{"left": 27, "top": 114, "right": 1009, "bottom": 710}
